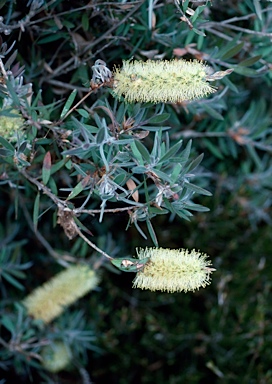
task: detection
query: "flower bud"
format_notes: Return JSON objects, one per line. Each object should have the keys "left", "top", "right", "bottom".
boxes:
{"left": 132, "top": 247, "right": 215, "bottom": 293}
{"left": 23, "top": 265, "right": 99, "bottom": 323}
{"left": 113, "top": 59, "right": 216, "bottom": 103}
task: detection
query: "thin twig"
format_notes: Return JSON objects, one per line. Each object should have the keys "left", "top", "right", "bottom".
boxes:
{"left": 19, "top": 168, "right": 67, "bottom": 207}
{"left": 60, "top": 89, "right": 93, "bottom": 121}
{"left": 74, "top": 225, "right": 113, "bottom": 260}
{"left": 46, "top": 79, "right": 91, "bottom": 92}
{"left": 19, "top": 194, "right": 77, "bottom": 267}
{"left": 19, "top": 169, "right": 114, "bottom": 264}
{"left": 47, "top": 0, "right": 145, "bottom": 79}
{"left": 74, "top": 206, "right": 136, "bottom": 215}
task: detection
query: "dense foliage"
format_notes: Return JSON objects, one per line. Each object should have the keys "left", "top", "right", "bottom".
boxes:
{"left": 0, "top": 1, "right": 272, "bottom": 383}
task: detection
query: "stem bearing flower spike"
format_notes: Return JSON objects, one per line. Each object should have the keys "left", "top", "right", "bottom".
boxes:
{"left": 112, "top": 59, "right": 225, "bottom": 104}
{"left": 132, "top": 247, "right": 216, "bottom": 293}
{"left": 111, "top": 256, "right": 150, "bottom": 272}
{"left": 23, "top": 265, "right": 99, "bottom": 323}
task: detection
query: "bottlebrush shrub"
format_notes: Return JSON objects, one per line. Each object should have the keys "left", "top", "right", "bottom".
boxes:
{"left": 112, "top": 59, "right": 217, "bottom": 103}
{"left": 23, "top": 265, "right": 99, "bottom": 323}
{"left": 132, "top": 247, "right": 215, "bottom": 293}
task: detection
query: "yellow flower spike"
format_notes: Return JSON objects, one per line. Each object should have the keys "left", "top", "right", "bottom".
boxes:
{"left": 112, "top": 59, "right": 217, "bottom": 103}
{"left": 132, "top": 247, "right": 215, "bottom": 293}
{"left": 23, "top": 265, "right": 99, "bottom": 323}
{"left": 41, "top": 341, "right": 72, "bottom": 373}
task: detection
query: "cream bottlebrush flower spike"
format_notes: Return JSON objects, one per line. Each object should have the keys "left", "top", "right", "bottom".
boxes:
{"left": 23, "top": 265, "right": 99, "bottom": 323}
{"left": 132, "top": 247, "right": 215, "bottom": 293}
{"left": 112, "top": 59, "right": 218, "bottom": 103}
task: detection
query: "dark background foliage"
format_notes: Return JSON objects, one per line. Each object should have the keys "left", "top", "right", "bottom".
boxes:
{"left": 0, "top": 0, "right": 272, "bottom": 383}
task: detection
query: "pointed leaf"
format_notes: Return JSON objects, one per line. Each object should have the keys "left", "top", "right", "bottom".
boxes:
{"left": 202, "top": 104, "right": 224, "bottom": 121}
{"left": 233, "top": 66, "right": 258, "bottom": 76}
{"left": 33, "top": 192, "right": 40, "bottom": 232}
{"left": 158, "top": 140, "right": 183, "bottom": 164}
{"left": 66, "top": 174, "right": 91, "bottom": 200}
{"left": 130, "top": 141, "right": 144, "bottom": 165}
{"left": 146, "top": 219, "right": 158, "bottom": 247}
{"left": 185, "top": 182, "right": 212, "bottom": 196}
{"left": 186, "top": 153, "right": 204, "bottom": 173}
{"left": 147, "top": 113, "right": 170, "bottom": 124}
{"left": 239, "top": 55, "right": 262, "bottom": 67}
{"left": 134, "top": 140, "right": 150, "bottom": 163}
{"left": 253, "top": 0, "right": 262, "bottom": 21}
{"left": 2, "top": 271, "right": 25, "bottom": 290}
{"left": 42, "top": 151, "right": 51, "bottom": 185}
{"left": 0, "top": 136, "right": 14, "bottom": 151}
{"left": 5, "top": 79, "right": 21, "bottom": 106}
{"left": 60, "top": 89, "right": 77, "bottom": 119}
{"left": 221, "top": 42, "right": 244, "bottom": 60}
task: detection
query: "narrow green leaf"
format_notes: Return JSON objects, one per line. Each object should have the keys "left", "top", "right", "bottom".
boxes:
{"left": 42, "top": 151, "right": 51, "bottom": 185}
{"left": 146, "top": 219, "right": 158, "bottom": 247}
{"left": 215, "top": 35, "right": 241, "bottom": 59}
{"left": 0, "top": 136, "right": 14, "bottom": 151}
{"left": 158, "top": 140, "right": 183, "bottom": 164}
{"left": 8, "top": 269, "right": 26, "bottom": 279}
{"left": 2, "top": 271, "right": 25, "bottom": 290}
{"left": 152, "top": 168, "right": 172, "bottom": 183}
{"left": 186, "top": 153, "right": 204, "bottom": 173}
{"left": 48, "top": 176, "right": 58, "bottom": 195}
{"left": 185, "top": 182, "right": 212, "bottom": 196}
{"left": 66, "top": 174, "right": 91, "bottom": 200}
{"left": 1, "top": 315, "right": 16, "bottom": 334}
{"left": 184, "top": 202, "right": 210, "bottom": 212}
{"left": 191, "top": 4, "right": 206, "bottom": 22}
{"left": 182, "top": 0, "right": 190, "bottom": 12}
{"left": 81, "top": 12, "right": 89, "bottom": 31}
{"left": 60, "top": 89, "right": 77, "bottom": 119}
{"left": 180, "top": 140, "right": 192, "bottom": 162}
{"left": 253, "top": 0, "right": 262, "bottom": 21}
{"left": 233, "top": 66, "right": 258, "bottom": 76}
{"left": 77, "top": 108, "right": 89, "bottom": 118}
{"left": 130, "top": 141, "right": 144, "bottom": 165}
{"left": 33, "top": 192, "right": 40, "bottom": 232}
{"left": 176, "top": 209, "right": 192, "bottom": 221}
{"left": 38, "top": 33, "right": 67, "bottom": 44}
{"left": 5, "top": 79, "right": 21, "bottom": 106}
{"left": 221, "top": 42, "right": 244, "bottom": 60}
{"left": 50, "top": 157, "right": 70, "bottom": 175}
{"left": 202, "top": 104, "right": 224, "bottom": 121}
{"left": 192, "top": 28, "right": 206, "bottom": 37}
{"left": 171, "top": 164, "right": 182, "bottom": 182}
{"left": 147, "top": 113, "right": 170, "bottom": 124}
{"left": 239, "top": 55, "right": 262, "bottom": 67}
{"left": 132, "top": 165, "right": 147, "bottom": 174}
{"left": 134, "top": 221, "right": 148, "bottom": 240}
{"left": 203, "top": 138, "right": 224, "bottom": 159}
{"left": 148, "top": 206, "right": 168, "bottom": 215}
{"left": 134, "top": 140, "right": 150, "bottom": 163}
